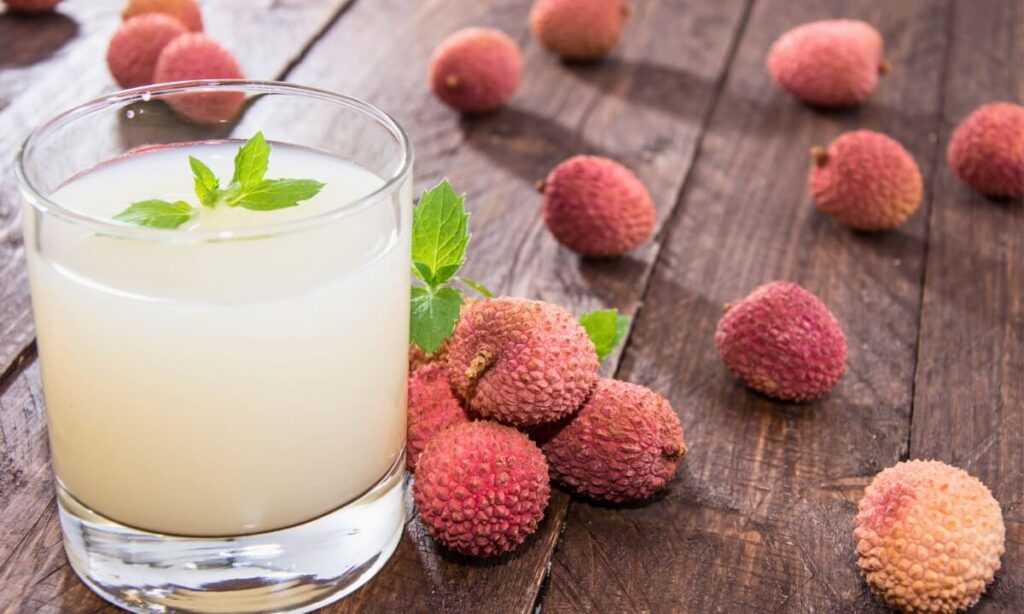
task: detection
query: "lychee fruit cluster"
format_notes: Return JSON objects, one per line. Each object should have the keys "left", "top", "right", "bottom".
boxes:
{"left": 715, "top": 281, "right": 847, "bottom": 402}
{"left": 947, "top": 102, "right": 1024, "bottom": 199}
{"left": 854, "top": 460, "right": 1005, "bottom": 613}
{"left": 429, "top": 27, "right": 523, "bottom": 114}
{"left": 105, "top": 0, "right": 244, "bottom": 124}
{"left": 529, "top": 0, "right": 631, "bottom": 61}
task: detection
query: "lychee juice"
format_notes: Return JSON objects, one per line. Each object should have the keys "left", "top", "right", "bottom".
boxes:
{"left": 23, "top": 142, "right": 411, "bottom": 536}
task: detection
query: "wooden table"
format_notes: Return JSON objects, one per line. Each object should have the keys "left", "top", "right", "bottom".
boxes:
{"left": 1, "top": 1, "right": 1021, "bottom": 612}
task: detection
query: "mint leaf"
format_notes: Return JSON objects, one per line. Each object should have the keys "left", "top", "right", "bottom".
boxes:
{"left": 412, "top": 179, "right": 469, "bottom": 288}
{"left": 458, "top": 277, "right": 494, "bottom": 298}
{"left": 579, "top": 308, "right": 631, "bottom": 361}
{"left": 231, "top": 131, "right": 269, "bottom": 190}
{"left": 189, "top": 156, "right": 220, "bottom": 207}
{"left": 236, "top": 179, "right": 325, "bottom": 211}
{"left": 114, "top": 199, "right": 193, "bottom": 229}
{"left": 411, "top": 286, "right": 463, "bottom": 354}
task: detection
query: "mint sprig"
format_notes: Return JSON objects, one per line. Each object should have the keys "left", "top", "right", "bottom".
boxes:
{"left": 579, "top": 308, "right": 630, "bottom": 361}
{"left": 410, "top": 180, "right": 492, "bottom": 353}
{"left": 114, "top": 132, "right": 325, "bottom": 229}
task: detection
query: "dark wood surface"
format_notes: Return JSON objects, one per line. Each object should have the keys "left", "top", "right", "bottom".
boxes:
{"left": 0, "top": 1, "right": 1020, "bottom": 613}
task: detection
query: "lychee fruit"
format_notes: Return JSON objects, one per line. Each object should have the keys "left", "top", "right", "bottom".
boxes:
{"left": 529, "top": 0, "right": 630, "bottom": 61}
{"left": 2, "top": 0, "right": 61, "bottom": 12}
{"left": 428, "top": 27, "right": 523, "bottom": 114}
{"left": 107, "top": 14, "right": 188, "bottom": 89}
{"left": 535, "top": 378, "right": 686, "bottom": 503}
{"left": 447, "top": 297, "right": 599, "bottom": 427}
{"left": 406, "top": 364, "right": 471, "bottom": 471}
{"left": 413, "top": 421, "right": 550, "bottom": 557}
{"left": 154, "top": 34, "right": 244, "bottom": 125}
{"left": 539, "top": 155, "right": 656, "bottom": 256}
{"left": 809, "top": 130, "right": 923, "bottom": 231}
{"left": 947, "top": 102, "right": 1024, "bottom": 199}
{"left": 715, "top": 281, "right": 846, "bottom": 402}
{"left": 766, "top": 19, "right": 888, "bottom": 107}
{"left": 122, "top": 0, "right": 202, "bottom": 32}
{"left": 854, "top": 460, "right": 1005, "bottom": 614}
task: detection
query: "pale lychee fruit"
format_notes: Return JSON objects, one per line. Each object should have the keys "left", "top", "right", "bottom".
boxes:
{"left": 406, "top": 364, "right": 471, "bottom": 471}
{"left": 947, "top": 102, "right": 1024, "bottom": 199}
{"left": 809, "top": 130, "right": 923, "bottom": 231}
{"left": 539, "top": 155, "right": 656, "bottom": 256}
{"left": 107, "top": 14, "right": 188, "bottom": 89}
{"left": 122, "top": 0, "right": 202, "bottom": 32}
{"left": 767, "top": 19, "right": 888, "bottom": 107}
{"left": 413, "top": 421, "right": 550, "bottom": 557}
{"left": 447, "top": 297, "right": 599, "bottom": 427}
{"left": 715, "top": 281, "right": 846, "bottom": 401}
{"left": 535, "top": 378, "right": 686, "bottom": 503}
{"left": 2, "top": 0, "right": 61, "bottom": 12}
{"left": 855, "top": 460, "right": 1005, "bottom": 613}
{"left": 154, "top": 34, "right": 244, "bottom": 125}
{"left": 428, "top": 27, "right": 523, "bottom": 114}
{"left": 529, "top": 0, "right": 630, "bottom": 61}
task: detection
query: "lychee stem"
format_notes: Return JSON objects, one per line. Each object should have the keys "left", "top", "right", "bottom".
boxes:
{"left": 465, "top": 349, "right": 494, "bottom": 380}
{"left": 810, "top": 146, "right": 829, "bottom": 167}
{"left": 535, "top": 179, "right": 546, "bottom": 193}
{"left": 621, "top": 4, "right": 632, "bottom": 18}
{"left": 878, "top": 59, "right": 892, "bottom": 75}
{"left": 445, "top": 75, "right": 460, "bottom": 90}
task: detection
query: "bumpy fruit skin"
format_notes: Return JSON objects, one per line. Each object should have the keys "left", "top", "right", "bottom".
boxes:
{"left": 536, "top": 379, "right": 686, "bottom": 503}
{"left": 447, "top": 297, "right": 599, "bottom": 426}
{"left": 809, "top": 130, "right": 922, "bottom": 230}
{"left": 429, "top": 27, "right": 522, "bottom": 113}
{"left": 947, "top": 102, "right": 1024, "bottom": 199}
{"left": 540, "top": 155, "right": 656, "bottom": 256}
{"left": 854, "top": 460, "right": 1005, "bottom": 613}
{"left": 2, "top": 0, "right": 61, "bottom": 12}
{"left": 413, "top": 421, "right": 550, "bottom": 557}
{"left": 154, "top": 34, "right": 244, "bottom": 124}
{"left": 715, "top": 281, "right": 846, "bottom": 401}
{"left": 122, "top": 0, "right": 202, "bottom": 32}
{"left": 767, "top": 19, "right": 886, "bottom": 107}
{"left": 107, "top": 14, "right": 188, "bottom": 88}
{"left": 529, "top": 0, "right": 630, "bottom": 60}
{"left": 407, "top": 364, "right": 471, "bottom": 470}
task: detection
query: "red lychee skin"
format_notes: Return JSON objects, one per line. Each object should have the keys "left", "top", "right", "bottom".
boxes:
{"left": 529, "top": 0, "right": 630, "bottom": 61}
{"left": 447, "top": 297, "right": 599, "bottom": 427}
{"left": 429, "top": 27, "right": 523, "bottom": 114}
{"left": 535, "top": 379, "right": 687, "bottom": 503}
{"left": 715, "top": 281, "right": 847, "bottom": 402}
{"left": 540, "top": 155, "right": 656, "bottom": 256}
{"left": 767, "top": 19, "right": 886, "bottom": 107}
{"left": 406, "top": 364, "right": 471, "bottom": 471}
{"left": 107, "top": 14, "right": 188, "bottom": 89}
{"left": 154, "top": 34, "right": 244, "bottom": 125}
{"left": 122, "top": 0, "right": 202, "bottom": 32}
{"left": 947, "top": 102, "right": 1024, "bottom": 199}
{"left": 2, "top": 0, "right": 61, "bottom": 12}
{"left": 809, "top": 130, "right": 922, "bottom": 231}
{"left": 413, "top": 421, "right": 550, "bottom": 557}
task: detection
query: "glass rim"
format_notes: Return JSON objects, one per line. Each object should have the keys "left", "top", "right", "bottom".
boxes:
{"left": 15, "top": 79, "right": 414, "bottom": 243}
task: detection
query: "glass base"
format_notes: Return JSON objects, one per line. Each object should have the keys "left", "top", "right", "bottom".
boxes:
{"left": 57, "top": 453, "right": 407, "bottom": 614}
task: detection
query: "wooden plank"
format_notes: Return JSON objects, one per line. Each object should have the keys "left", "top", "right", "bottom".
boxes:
{"left": 263, "top": 0, "right": 747, "bottom": 611}
{"left": 910, "top": 0, "right": 1024, "bottom": 609}
{"left": 0, "top": 0, "right": 353, "bottom": 385}
{"left": 544, "top": 0, "right": 954, "bottom": 612}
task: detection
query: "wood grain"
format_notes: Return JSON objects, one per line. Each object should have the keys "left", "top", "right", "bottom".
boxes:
{"left": 545, "top": 0, "right": 956, "bottom": 612}
{"left": 910, "top": 0, "right": 1024, "bottom": 609}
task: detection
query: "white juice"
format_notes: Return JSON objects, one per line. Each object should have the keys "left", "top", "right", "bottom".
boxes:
{"left": 24, "top": 142, "right": 411, "bottom": 536}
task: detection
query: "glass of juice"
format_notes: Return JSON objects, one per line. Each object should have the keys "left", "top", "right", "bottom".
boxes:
{"left": 15, "top": 81, "right": 412, "bottom": 613}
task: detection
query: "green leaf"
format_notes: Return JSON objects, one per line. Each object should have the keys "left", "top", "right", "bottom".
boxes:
{"left": 231, "top": 131, "right": 270, "bottom": 190}
{"left": 457, "top": 277, "right": 494, "bottom": 298}
{"left": 410, "top": 286, "right": 463, "bottom": 354}
{"left": 113, "top": 199, "right": 194, "bottom": 229}
{"left": 578, "top": 308, "right": 631, "bottom": 361}
{"left": 189, "top": 156, "right": 220, "bottom": 207}
{"left": 236, "top": 179, "right": 325, "bottom": 211}
{"left": 411, "top": 179, "right": 469, "bottom": 288}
